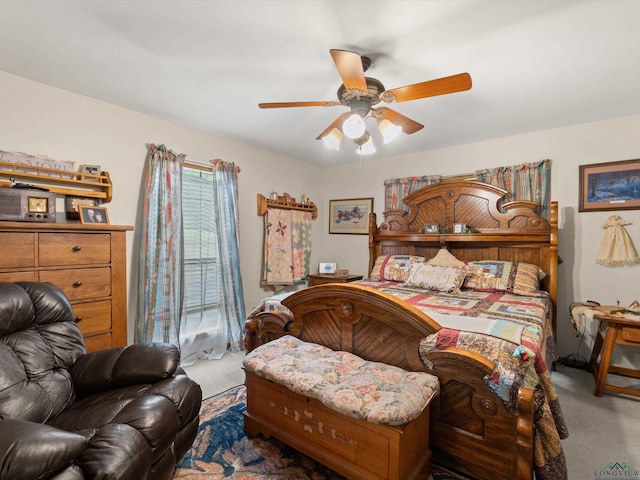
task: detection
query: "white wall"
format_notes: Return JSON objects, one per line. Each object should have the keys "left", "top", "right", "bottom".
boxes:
{"left": 324, "top": 116, "right": 640, "bottom": 366}
{"left": 0, "top": 71, "right": 325, "bottom": 342}
{"left": 2, "top": 70, "right": 639, "bottom": 367}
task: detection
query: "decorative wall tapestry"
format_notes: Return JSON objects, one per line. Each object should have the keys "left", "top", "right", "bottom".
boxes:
{"left": 262, "top": 208, "right": 312, "bottom": 285}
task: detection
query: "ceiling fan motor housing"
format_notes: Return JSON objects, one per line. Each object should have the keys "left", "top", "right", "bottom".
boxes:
{"left": 337, "top": 77, "right": 386, "bottom": 117}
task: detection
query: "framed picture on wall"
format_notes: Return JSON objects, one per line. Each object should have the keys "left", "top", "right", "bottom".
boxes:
{"left": 329, "top": 198, "right": 373, "bottom": 234}
{"left": 579, "top": 159, "right": 640, "bottom": 212}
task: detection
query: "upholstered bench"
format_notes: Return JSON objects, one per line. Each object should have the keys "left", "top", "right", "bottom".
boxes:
{"left": 243, "top": 335, "right": 439, "bottom": 480}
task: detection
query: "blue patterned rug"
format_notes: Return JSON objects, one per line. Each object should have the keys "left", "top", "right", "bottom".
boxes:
{"left": 173, "top": 385, "right": 472, "bottom": 479}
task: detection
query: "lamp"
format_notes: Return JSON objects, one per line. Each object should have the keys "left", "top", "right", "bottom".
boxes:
{"left": 342, "top": 113, "right": 366, "bottom": 139}
{"left": 378, "top": 119, "right": 402, "bottom": 144}
{"left": 322, "top": 127, "right": 343, "bottom": 150}
{"left": 354, "top": 132, "right": 376, "bottom": 155}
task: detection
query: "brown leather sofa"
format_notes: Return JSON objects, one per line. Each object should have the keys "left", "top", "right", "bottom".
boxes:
{"left": 0, "top": 282, "right": 203, "bottom": 480}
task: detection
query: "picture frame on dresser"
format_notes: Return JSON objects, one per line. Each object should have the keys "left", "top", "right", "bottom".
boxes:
{"left": 79, "top": 205, "right": 110, "bottom": 224}
{"left": 65, "top": 195, "right": 98, "bottom": 220}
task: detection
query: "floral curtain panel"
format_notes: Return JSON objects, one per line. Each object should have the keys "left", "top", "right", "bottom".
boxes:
{"left": 211, "top": 159, "right": 246, "bottom": 352}
{"left": 475, "top": 159, "right": 552, "bottom": 219}
{"left": 384, "top": 175, "right": 442, "bottom": 211}
{"left": 136, "top": 144, "right": 184, "bottom": 344}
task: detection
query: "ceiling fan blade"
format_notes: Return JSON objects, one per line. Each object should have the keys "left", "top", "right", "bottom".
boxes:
{"left": 384, "top": 73, "right": 472, "bottom": 103}
{"left": 316, "top": 112, "right": 350, "bottom": 140}
{"left": 373, "top": 107, "right": 424, "bottom": 134}
{"left": 259, "top": 101, "right": 339, "bottom": 109}
{"left": 330, "top": 49, "right": 367, "bottom": 92}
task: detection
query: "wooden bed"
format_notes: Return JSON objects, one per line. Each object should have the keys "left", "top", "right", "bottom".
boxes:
{"left": 244, "top": 180, "right": 559, "bottom": 480}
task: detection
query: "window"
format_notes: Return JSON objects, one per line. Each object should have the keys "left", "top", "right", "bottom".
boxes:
{"left": 181, "top": 165, "right": 220, "bottom": 326}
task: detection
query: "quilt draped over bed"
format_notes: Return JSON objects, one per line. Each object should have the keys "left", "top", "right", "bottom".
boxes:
{"left": 248, "top": 280, "right": 569, "bottom": 480}
{"left": 262, "top": 208, "right": 312, "bottom": 285}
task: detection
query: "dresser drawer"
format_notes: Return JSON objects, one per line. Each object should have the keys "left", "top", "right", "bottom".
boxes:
{"left": 39, "top": 267, "right": 111, "bottom": 301}
{"left": 0, "top": 271, "right": 37, "bottom": 282}
{"left": 0, "top": 233, "right": 35, "bottom": 268}
{"left": 72, "top": 300, "right": 112, "bottom": 335}
{"left": 84, "top": 333, "right": 112, "bottom": 353}
{"left": 38, "top": 233, "right": 111, "bottom": 266}
{"left": 622, "top": 327, "right": 640, "bottom": 344}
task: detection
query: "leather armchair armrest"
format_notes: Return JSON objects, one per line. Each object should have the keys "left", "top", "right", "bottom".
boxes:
{"left": 0, "top": 419, "right": 87, "bottom": 480}
{"left": 72, "top": 343, "right": 181, "bottom": 396}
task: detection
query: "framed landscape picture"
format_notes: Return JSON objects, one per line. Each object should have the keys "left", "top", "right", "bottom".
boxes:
{"left": 329, "top": 198, "right": 373, "bottom": 234}
{"left": 579, "top": 159, "right": 640, "bottom": 212}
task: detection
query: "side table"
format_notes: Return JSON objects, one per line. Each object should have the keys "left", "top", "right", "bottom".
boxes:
{"left": 308, "top": 273, "right": 363, "bottom": 287}
{"left": 589, "top": 309, "right": 640, "bottom": 398}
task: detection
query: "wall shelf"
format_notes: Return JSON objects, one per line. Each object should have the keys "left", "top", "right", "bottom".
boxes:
{"left": 0, "top": 161, "right": 113, "bottom": 202}
{"left": 257, "top": 193, "right": 317, "bottom": 219}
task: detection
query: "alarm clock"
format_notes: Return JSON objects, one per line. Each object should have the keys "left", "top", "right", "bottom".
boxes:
{"left": 0, "top": 188, "right": 56, "bottom": 222}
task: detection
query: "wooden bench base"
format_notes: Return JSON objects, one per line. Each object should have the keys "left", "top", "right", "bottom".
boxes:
{"left": 244, "top": 372, "right": 432, "bottom": 480}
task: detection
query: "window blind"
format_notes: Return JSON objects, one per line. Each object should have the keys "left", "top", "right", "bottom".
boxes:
{"left": 182, "top": 167, "right": 220, "bottom": 313}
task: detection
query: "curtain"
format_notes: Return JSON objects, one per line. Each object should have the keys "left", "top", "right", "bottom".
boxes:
{"left": 384, "top": 174, "right": 442, "bottom": 211}
{"left": 211, "top": 159, "right": 246, "bottom": 352}
{"left": 475, "top": 159, "right": 552, "bottom": 219}
{"left": 136, "top": 144, "right": 184, "bottom": 344}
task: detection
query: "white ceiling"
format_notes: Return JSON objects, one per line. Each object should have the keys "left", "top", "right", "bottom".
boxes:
{"left": 2, "top": 1, "right": 640, "bottom": 167}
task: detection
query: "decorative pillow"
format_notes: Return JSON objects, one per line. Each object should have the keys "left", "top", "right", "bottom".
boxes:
{"left": 427, "top": 249, "right": 466, "bottom": 267}
{"left": 369, "top": 255, "right": 424, "bottom": 281}
{"left": 404, "top": 263, "right": 468, "bottom": 292}
{"left": 463, "top": 260, "right": 545, "bottom": 296}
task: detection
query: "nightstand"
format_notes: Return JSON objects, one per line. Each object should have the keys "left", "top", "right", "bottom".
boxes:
{"left": 589, "top": 308, "right": 640, "bottom": 398}
{"left": 308, "top": 273, "right": 363, "bottom": 286}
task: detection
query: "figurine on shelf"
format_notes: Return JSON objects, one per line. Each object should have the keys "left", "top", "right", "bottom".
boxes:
{"left": 270, "top": 190, "right": 278, "bottom": 201}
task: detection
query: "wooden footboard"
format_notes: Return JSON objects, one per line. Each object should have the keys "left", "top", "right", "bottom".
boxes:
{"left": 244, "top": 283, "right": 535, "bottom": 480}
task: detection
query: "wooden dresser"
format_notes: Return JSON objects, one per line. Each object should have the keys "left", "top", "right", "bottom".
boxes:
{"left": 0, "top": 222, "right": 133, "bottom": 352}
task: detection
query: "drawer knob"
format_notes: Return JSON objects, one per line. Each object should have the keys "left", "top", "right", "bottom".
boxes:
{"left": 72, "top": 245, "right": 82, "bottom": 252}
{"left": 73, "top": 281, "right": 82, "bottom": 288}
{"left": 74, "top": 316, "right": 83, "bottom": 323}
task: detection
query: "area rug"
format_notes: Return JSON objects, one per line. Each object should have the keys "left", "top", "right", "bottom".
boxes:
{"left": 173, "top": 385, "right": 473, "bottom": 480}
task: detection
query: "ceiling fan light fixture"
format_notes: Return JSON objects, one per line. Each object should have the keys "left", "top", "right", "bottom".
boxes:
{"left": 355, "top": 135, "right": 376, "bottom": 155}
{"left": 322, "top": 127, "right": 343, "bottom": 150}
{"left": 342, "top": 113, "right": 366, "bottom": 139}
{"left": 378, "top": 118, "right": 402, "bottom": 144}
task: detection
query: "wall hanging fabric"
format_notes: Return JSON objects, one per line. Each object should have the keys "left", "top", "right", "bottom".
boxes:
{"left": 596, "top": 215, "right": 640, "bottom": 266}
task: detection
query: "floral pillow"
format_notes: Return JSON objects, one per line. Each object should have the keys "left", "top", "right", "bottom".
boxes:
{"left": 369, "top": 255, "right": 424, "bottom": 281}
{"left": 404, "top": 263, "right": 469, "bottom": 292}
{"left": 463, "top": 260, "right": 545, "bottom": 296}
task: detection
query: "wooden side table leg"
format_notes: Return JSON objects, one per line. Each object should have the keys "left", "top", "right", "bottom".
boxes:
{"left": 593, "top": 324, "right": 617, "bottom": 397}
{"left": 588, "top": 325, "right": 604, "bottom": 373}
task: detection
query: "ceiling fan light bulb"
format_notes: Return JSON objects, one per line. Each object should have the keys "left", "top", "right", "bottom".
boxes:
{"left": 378, "top": 119, "right": 402, "bottom": 144}
{"left": 322, "top": 128, "right": 343, "bottom": 150}
{"left": 342, "top": 113, "right": 366, "bottom": 139}
{"left": 357, "top": 136, "right": 376, "bottom": 155}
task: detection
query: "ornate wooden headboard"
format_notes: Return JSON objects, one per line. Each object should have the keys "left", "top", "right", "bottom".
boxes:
{"left": 368, "top": 180, "right": 558, "bottom": 332}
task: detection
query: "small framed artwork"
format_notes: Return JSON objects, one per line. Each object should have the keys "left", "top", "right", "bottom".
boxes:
{"left": 79, "top": 205, "right": 110, "bottom": 224}
{"left": 65, "top": 195, "right": 98, "bottom": 220}
{"left": 579, "top": 159, "right": 640, "bottom": 212}
{"left": 329, "top": 198, "right": 373, "bottom": 234}
{"left": 453, "top": 223, "right": 467, "bottom": 233}
{"left": 79, "top": 164, "right": 102, "bottom": 182}
{"left": 424, "top": 223, "right": 439, "bottom": 234}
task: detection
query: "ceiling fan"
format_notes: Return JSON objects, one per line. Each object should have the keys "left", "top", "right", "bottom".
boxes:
{"left": 259, "top": 49, "right": 472, "bottom": 154}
